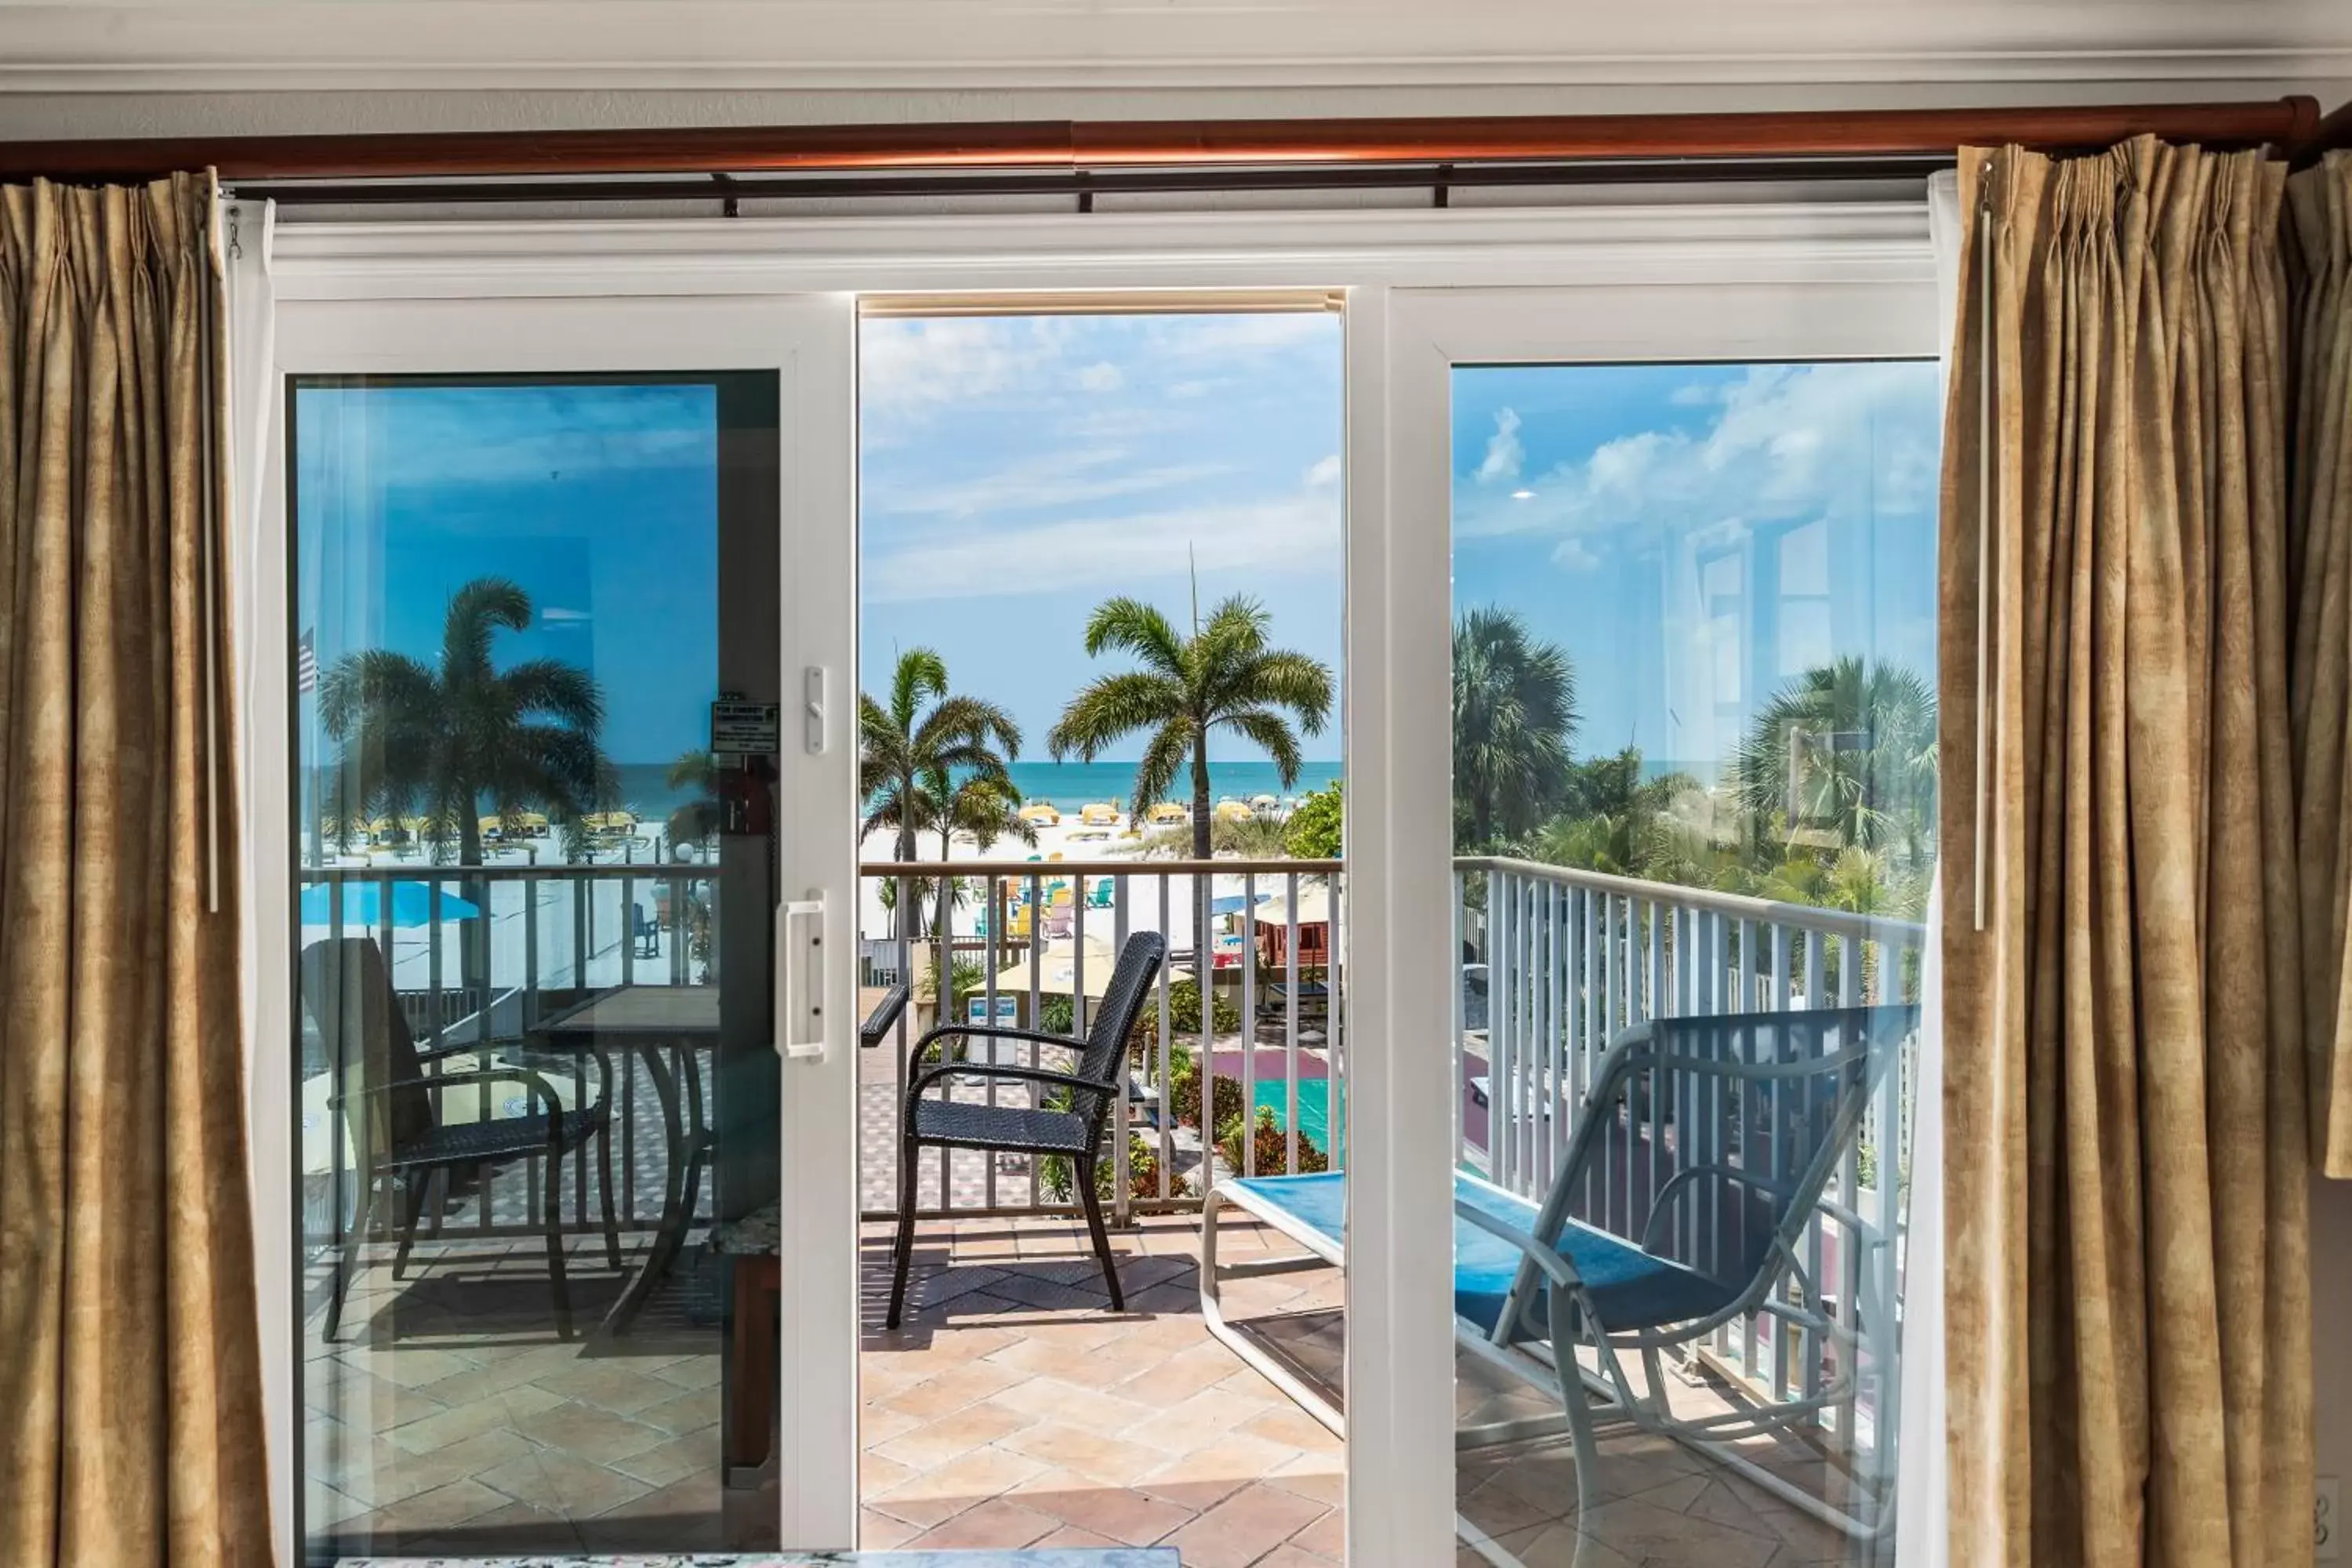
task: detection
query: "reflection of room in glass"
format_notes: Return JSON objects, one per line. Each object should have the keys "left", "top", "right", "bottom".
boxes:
{"left": 1447, "top": 358, "right": 1940, "bottom": 1566}
{"left": 291, "top": 373, "right": 783, "bottom": 1559}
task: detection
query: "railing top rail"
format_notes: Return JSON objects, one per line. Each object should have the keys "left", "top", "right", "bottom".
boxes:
{"left": 1456, "top": 853, "right": 1927, "bottom": 946}
{"left": 299, "top": 862, "right": 714, "bottom": 882}
{"left": 860, "top": 857, "right": 1342, "bottom": 877}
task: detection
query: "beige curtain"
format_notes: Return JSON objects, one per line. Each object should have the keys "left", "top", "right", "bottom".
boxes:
{"left": 1940, "top": 138, "right": 2311, "bottom": 1568}
{"left": 0, "top": 176, "right": 274, "bottom": 1566}
{"left": 2291, "top": 153, "right": 2352, "bottom": 1172}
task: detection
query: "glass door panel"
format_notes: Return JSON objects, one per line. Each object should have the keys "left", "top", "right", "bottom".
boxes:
{"left": 286, "top": 358, "right": 841, "bottom": 1559}
{"left": 1417, "top": 332, "right": 1943, "bottom": 1566}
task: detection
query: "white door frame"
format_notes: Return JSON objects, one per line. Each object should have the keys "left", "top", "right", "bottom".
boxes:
{"left": 230, "top": 195, "right": 1936, "bottom": 1568}
{"left": 240, "top": 285, "right": 862, "bottom": 1555}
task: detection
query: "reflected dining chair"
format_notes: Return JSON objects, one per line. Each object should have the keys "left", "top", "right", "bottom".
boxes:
{"left": 300, "top": 936, "right": 620, "bottom": 1341}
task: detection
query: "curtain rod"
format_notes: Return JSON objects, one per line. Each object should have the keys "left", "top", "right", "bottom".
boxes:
{"left": 0, "top": 98, "right": 2325, "bottom": 183}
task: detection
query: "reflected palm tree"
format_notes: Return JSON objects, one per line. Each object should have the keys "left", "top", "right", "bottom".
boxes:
{"left": 1453, "top": 606, "right": 1577, "bottom": 851}
{"left": 1730, "top": 656, "right": 1936, "bottom": 862}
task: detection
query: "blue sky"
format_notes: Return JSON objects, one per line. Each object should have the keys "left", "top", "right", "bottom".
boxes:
{"left": 295, "top": 379, "right": 723, "bottom": 764}
{"left": 859, "top": 312, "right": 1346, "bottom": 765}
{"left": 1450, "top": 360, "right": 1943, "bottom": 773}
{"left": 293, "top": 334, "right": 1940, "bottom": 780}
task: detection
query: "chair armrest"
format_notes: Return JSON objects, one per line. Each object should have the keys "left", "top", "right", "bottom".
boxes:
{"left": 904, "top": 1060, "right": 1114, "bottom": 1115}
{"left": 1454, "top": 1196, "right": 1584, "bottom": 1294}
{"left": 859, "top": 983, "right": 910, "bottom": 1049}
{"left": 330, "top": 1065, "right": 572, "bottom": 1123}
{"left": 908, "top": 1019, "right": 1086, "bottom": 1063}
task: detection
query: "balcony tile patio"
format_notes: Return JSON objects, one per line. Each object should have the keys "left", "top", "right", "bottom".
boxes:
{"left": 301, "top": 1209, "right": 1865, "bottom": 1566}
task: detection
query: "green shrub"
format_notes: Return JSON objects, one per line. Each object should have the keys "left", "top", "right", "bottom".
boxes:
{"left": 1040, "top": 977, "right": 1236, "bottom": 1054}
{"left": 1215, "top": 1106, "right": 1330, "bottom": 1175}
{"left": 1168, "top": 1058, "right": 1245, "bottom": 1131}
{"left": 1284, "top": 782, "right": 1342, "bottom": 858}
{"left": 1039, "top": 1131, "right": 1163, "bottom": 1204}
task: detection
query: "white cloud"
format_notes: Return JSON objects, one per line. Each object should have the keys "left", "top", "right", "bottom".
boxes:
{"left": 1076, "top": 361, "right": 1125, "bottom": 393}
{"left": 1668, "top": 383, "right": 1722, "bottom": 407}
{"left": 860, "top": 317, "right": 1078, "bottom": 416}
{"left": 1475, "top": 408, "right": 1524, "bottom": 485}
{"left": 1552, "top": 537, "right": 1602, "bottom": 572}
{"left": 865, "top": 484, "right": 1341, "bottom": 604}
{"left": 1456, "top": 363, "right": 1941, "bottom": 572}
{"left": 865, "top": 447, "right": 1230, "bottom": 521}
{"left": 1305, "top": 453, "right": 1342, "bottom": 488}
{"left": 539, "top": 607, "right": 593, "bottom": 622}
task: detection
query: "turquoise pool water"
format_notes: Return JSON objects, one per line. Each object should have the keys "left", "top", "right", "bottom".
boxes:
{"left": 1251, "top": 1077, "right": 1340, "bottom": 1157}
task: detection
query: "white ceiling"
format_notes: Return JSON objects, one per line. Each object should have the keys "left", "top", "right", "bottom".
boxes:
{"left": 3, "top": 0, "right": 2350, "bottom": 95}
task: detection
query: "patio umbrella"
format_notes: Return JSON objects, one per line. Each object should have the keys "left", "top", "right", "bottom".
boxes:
{"left": 299, "top": 880, "right": 481, "bottom": 927}
{"left": 1252, "top": 881, "right": 1333, "bottom": 926}
{"left": 992, "top": 935, "right": 1187, "bottom": 999}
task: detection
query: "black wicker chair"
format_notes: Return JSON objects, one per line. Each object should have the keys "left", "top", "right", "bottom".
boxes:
{"left": 887, "top": 929, "right": 1169, "bottom": 1329}
{"left": 301, "top": 936, "right": 619, "bottom": 1341}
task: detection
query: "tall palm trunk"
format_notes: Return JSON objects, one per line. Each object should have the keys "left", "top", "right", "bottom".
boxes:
{"left": 1190, "top": 722, "right": 1213, "bottom": 860}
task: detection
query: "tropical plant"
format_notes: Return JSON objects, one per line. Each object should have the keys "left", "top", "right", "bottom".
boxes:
{"left": 318, "top": 577, "right": 613, "bottom": 987}
{"left": 1283, "top": 780, "right": 1343, "bottom": 859}
{"left": 1038, "top": 1125, "right": 1163, "bottom": 1203}
{"left": 1216, "top": 1105, "right": 1330, "bottom": 1176}
{"left": 1453, "top": 606, "right": 1577, "bottom": 851}
{"left": 1141, "top": 812, "right": 1290, "bottom": 859}
{"left": 860, "top": 647, "right": 1024, "bottom": 998}
{"left": 1171, "top": 1060, "right": 1247, "bottom": 1132}
{"left": 1531, "top": 748, "right": 1697, "bottom": 877}
{"left": 1048, "top": 591, "right": 1333, "bottom": 859}
{"left": 1730, "top": 656, "right": 1937, "bottom": 864}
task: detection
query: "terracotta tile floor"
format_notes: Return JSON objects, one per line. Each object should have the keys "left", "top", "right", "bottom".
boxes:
{"left": 303, "top": 1211, "right": 1882, "bottom": 1566}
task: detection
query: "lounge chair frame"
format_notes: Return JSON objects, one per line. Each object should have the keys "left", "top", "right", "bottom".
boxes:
{"left": 1201, "top": 1006, "right": 1916, "bottom": 1556}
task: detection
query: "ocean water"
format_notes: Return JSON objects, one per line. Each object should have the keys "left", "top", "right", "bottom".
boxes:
{"left": 305, "top": 757, "right": 1341, "bottom": 836}
{"left": 997, "top": 760, "right": 1340, "bottom": 812}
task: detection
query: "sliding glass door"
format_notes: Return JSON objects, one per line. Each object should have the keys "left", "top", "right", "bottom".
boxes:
{"left": 270, "top": 296, "right": 858, "bottom": 1560}
{"left": 1377, "top": 278, "right": 1943, "bottom": 1568}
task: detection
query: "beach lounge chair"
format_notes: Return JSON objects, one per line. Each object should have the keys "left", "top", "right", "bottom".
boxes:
{"left": 1201, "top": 1005, "right": 1917, "bottom": 1548}
{"left": 886, "top": 929, "right": 1169, "bottom": 1328}
{"left": 300, "top": 936, "right": 621, "bottom": 1341}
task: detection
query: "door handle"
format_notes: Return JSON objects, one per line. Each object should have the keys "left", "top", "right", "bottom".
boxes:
{"left": 779, "top": 895, "right": 827, "bottom": 1060}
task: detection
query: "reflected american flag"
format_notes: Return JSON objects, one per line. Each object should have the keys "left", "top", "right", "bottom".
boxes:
{"left": 296, "top": 628, "right": 318, "bottom": 694}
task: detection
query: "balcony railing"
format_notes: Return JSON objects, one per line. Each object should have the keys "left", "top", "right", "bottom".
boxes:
{"left": 1454, "top": 855, "right": 1926, "bottom": 1501}
{"left": 298, "top": 848, "right": 1922, "bottom": 1486}
{"left": 859, "top": 858, "right": 1345, "bottom": 1225}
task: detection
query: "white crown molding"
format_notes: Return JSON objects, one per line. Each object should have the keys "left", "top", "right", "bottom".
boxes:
{"left": 4, "top": 2, "right": 2350, "bottom": 94}
{"left": 258, "top": 199, "right": 1935, "bottom": 301}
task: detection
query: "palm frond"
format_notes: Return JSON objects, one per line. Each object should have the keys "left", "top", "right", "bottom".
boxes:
{"left": 1080, "top": 597, "right": 1188, "bottom": 677}
{"left": 1047, "top": 671, "right": 1188, "bottom": 761}
{"left": 888, "top": 648, "right": 949, "bottom": 731}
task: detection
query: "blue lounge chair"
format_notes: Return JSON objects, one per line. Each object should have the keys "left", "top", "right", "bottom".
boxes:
{"left": 1200, "top": 1004, "right": 1918, "bottom": 1551}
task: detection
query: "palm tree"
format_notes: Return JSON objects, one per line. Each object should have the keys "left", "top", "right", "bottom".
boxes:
{"left": 318, "top": 576, "right": 612, "bottom": 990}
{"left": 1730, "top": 656, "right": 1937, "bottom": 864}
{"left": 859, "top": 648, "right": 1023, "bottom": 965}
{"left": 919, "top": 769, "right": 1037, "bottom": 958}
{"left": 1453, "top": 607, "right": 1577, "bottom": 851}
{"left": 1048, "top": 593, "right": 1333, "bottom": 860}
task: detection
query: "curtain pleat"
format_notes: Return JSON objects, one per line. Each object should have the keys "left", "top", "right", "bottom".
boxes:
{"left": 0, "top": 174, "right": 273, "bottom": 1568}
{"left": 1940, "top": 136, "right": 2312, "bottom": 1568}
{"left": 2291, "top": 154, "right": 2352, "bottom": 1174}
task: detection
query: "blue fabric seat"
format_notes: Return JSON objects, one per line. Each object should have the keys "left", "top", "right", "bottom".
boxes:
{"left": 1227, "top": 1171, "right": 1740, "bottom": 1339}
